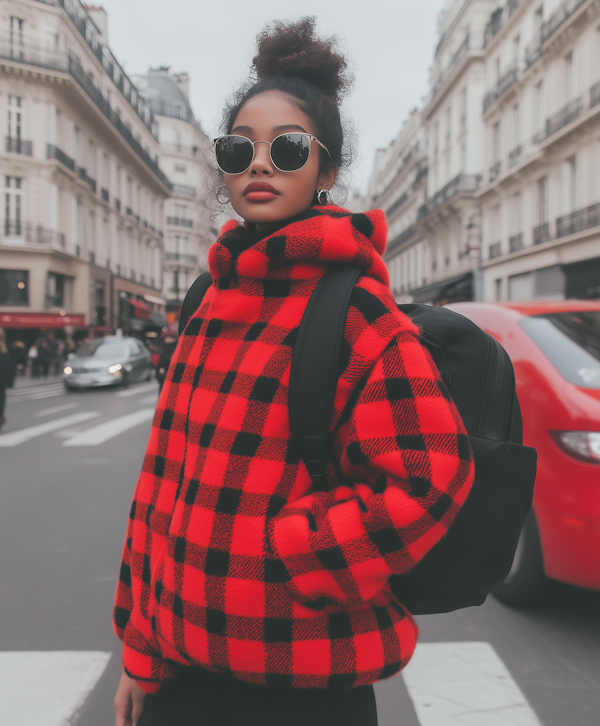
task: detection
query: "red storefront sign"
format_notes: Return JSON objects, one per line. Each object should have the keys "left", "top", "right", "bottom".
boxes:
{"left": 0, "top": 312, "right": 86, "bottom": 328}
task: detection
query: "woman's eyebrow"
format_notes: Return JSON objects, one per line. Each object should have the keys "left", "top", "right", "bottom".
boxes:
{"left": 273, "top": 124, "right": 308, "bottom": 133}
{"left": 230, "top": 124, "right": 309, "bottom": 135}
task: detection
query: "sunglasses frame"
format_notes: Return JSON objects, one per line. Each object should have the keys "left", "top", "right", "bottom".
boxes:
{"left": 213, "top": 133, "right": 330, "bottom": 175}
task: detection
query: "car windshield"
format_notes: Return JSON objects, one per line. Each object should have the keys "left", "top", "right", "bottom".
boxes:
{"left": 76, "top": 340, "right": 127, "bottom": 359}
{"left": 520, "top": 311, "right": 600, "bottom": 389}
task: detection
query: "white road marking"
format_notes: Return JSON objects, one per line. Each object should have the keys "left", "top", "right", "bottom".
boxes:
{"left": 35, "top": 403, "right": 79, "bottom": 417}
{"left": 401, "top": 642, "right": 542, "bottom": 726}
{"left": 28, "top": 390, "right": 67, "bottom": 400}
{"left": 139, "top": 394, "right": 159, "bottom": 404}
{"left": 0, "top": 650, "right": 110, "bottom": 726}
{"left": 63, "top": 408, "right": 155, "bottom": 446}
{"left": 115, "top": 382, "right": 158, "bottom": 397}
{"left": 0, "top": 412, "right": 100, "bottom": 447}
{"left": 8, "top": 385, "right": 65, "bottom": 398}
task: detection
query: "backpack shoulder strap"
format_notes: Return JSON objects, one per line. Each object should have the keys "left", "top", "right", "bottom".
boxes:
{"left": 289, "top": 265, "right": 362, "bottom": 487}
{"left": 178, "top": 271, "right": 213, "bottom": 336}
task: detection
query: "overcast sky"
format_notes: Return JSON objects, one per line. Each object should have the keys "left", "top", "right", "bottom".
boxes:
{"left": 97, "top": 0, "right": 448, "bottom": 195}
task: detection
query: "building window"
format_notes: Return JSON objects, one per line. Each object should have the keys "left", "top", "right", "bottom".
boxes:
{"left": 535, "top": 80, "right": 546, "bottom": 132}
{"left": 8, "top": 95, "right": 23, "bottom": 142}
{"left": 174, "top": 165, "right": 186, "bottom": 184}
{"left": 5, "top": 176, "right": 23, "bottom": 236}
{"left": 565, "top": 156, "right": 577, "bottom": 212}
{"left": 45, "top": 272, "right": 72, "bottom": 309}
{"left": 565, "top": 50, "right": 577, "bottom": 101}
{"left": 173, "top": 102, "right": 185, "bottom": 120}
{"left": 513, "top": 104, "right": 521, "bottom": 146}
{"left": 513, "top": 192, "right": 522, "bottom": 234}
{"left": 460, "top": 87, "right": 467, "bottom": 127}
{"left": 0, "top": 269, "right": 29, "bottom": 305}
{"left": 492, "top": 121, "right": 501, "bottom": 162}
{"left": 494, "top": 278, "right": 502, "bottom": 302}
{"left": 10, "top": 17, "right": 24, "bottom": 58}
{"left": 538, "top": 177, "right": 548, "bottom": 223}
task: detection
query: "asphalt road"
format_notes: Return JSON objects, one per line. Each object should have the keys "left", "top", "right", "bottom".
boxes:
{"left": 1, "top": 377, "right": 599, "bottom": 726}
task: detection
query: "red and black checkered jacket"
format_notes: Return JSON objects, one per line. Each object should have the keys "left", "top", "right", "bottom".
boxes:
{"left": 114, "top": 206, "right": 475, "bottom": 692}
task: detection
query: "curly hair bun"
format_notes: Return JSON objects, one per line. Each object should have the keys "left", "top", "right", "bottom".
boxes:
{"left": 253, "top": 17, "right": 351, "bottom": 103}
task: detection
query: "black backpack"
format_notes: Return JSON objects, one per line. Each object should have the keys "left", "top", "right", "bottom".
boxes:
{"left": 179, "top": 267, "right": 537, "bottom": 615}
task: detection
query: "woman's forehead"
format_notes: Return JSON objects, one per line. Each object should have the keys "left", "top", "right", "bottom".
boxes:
{"left": 232, "top": 91, "right": 315, "bottom": 136}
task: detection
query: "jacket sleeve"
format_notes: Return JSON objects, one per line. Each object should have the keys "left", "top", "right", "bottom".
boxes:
{"left": 268, "top": 329, "right": 475, "bottom": 610}
{"left": 114, "top": 530, "right": 178, "bottom": 693}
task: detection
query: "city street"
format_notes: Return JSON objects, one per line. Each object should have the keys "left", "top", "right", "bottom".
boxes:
{"left": 0, "top": 378, "right": 599, "bottom": 726}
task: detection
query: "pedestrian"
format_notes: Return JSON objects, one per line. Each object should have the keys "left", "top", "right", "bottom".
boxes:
{"left": 154, "top": 333, "right": 177, "bottom": 392}
{"left": 37, "top": 338, "right": 52, "bottom": 377}
{"left": 28, "top": 343, "right": 39, "bottom": 378}
{"left": 9, "top": 339, "right": 27, "bottom": 376}
{"left": 113, "top": 18, "right": 475, "bottom": 726}
{"left": 0, "top": 328, "right": 16, "bottom": 428}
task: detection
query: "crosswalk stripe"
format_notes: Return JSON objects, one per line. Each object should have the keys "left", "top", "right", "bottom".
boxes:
{"left": 35, "top": 403, "right": 79, "bottom": 417}
{"left": 0, "top": 651, "right": 110, "bottom": 726}
{"left": 115, "top": 382, "right": 159, "bottom": 397}
{"left": 63, "top": 408, "right": 155, "bottom": 446}
{"left": 401, "top": 642, "right": 542, "bottom": 725}
{"left": 0, "top": 412, "right": 100, "bottom": 447}
{"left": 8, "top": 384, "right": 64, "bottom": 397}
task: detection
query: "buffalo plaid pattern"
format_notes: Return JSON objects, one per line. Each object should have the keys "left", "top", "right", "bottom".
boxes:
{"left": 114, "top": 207, "right": 474, "bottom": 692}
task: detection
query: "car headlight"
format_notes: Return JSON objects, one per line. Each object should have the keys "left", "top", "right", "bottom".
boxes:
{"left": 551, "top": 431, "right": 600, "bottom": 464}
{"left": 63, "top": 366, "right": 73, "bottom": 375}
{"left": 108, "top": 363, "right": 122, "bottom": 375}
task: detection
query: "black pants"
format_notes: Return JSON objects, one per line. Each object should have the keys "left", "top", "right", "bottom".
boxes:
{"left": 0, "top": 387, "right": 5, "bottom": 419}
{"left": 138, "top": 668, "right": 378, "bottom": 726}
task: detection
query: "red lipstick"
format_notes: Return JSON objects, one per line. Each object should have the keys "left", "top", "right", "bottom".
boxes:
{"left": 243, "top": 182, "right": 280, "bottom": 202}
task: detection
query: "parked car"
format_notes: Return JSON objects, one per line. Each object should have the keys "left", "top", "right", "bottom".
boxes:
{"left": 63, "top": 335, "right": 153, "bottom": 389}
{"left": 446, "top": 300, "right": 600, "bottom": 606}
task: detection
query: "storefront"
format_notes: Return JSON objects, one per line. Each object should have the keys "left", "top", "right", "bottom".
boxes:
{"left": 563, "top": 256, "right": 600, "bottom": 300}
{"left": 0, "top": 311, "right": 87, "bottom": 346}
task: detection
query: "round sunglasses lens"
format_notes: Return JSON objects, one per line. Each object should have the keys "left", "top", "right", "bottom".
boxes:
{"left": 271, "top": 134, "right": 310, "bottom": 171}
{"left": 215, "top": 136, "right": 253, "bottom": 174}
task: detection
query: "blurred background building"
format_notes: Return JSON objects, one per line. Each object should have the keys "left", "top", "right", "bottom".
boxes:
{"left": 368, "top": 0, "right": 600, "bottom": 304}
{"left": 131, "top": 67, "right": 214, "bottom": 324}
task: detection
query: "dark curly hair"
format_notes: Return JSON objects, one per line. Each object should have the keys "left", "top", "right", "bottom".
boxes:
{"left": 221, "top": 17, "right": 354, "bottom": 188}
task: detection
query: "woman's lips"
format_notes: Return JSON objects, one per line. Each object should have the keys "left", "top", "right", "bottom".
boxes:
{"left": 243, "top": 182, "right": 280, "bottom": 202}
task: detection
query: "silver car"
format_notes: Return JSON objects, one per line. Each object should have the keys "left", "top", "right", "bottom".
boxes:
{"left": 63, "top": 336, "right": 153, "bottom": 389}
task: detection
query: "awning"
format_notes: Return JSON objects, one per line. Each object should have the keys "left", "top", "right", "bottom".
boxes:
{"left": 144, "top": 294, "right": 167, "bottom": 306}
{"left": 0, "top": 312, "right": 86, "bottom": 328}
{"left": 128, "top": 299, "right": 151, "bottom": 320}
{"left": 410, "top": 271, "right": 473, "bottom": 305}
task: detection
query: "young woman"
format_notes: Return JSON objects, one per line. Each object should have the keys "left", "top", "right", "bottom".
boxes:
{"left": 113, "top": 18, "right": 474, "bottom": 726}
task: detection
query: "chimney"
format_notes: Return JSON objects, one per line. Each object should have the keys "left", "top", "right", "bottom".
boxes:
{"left": 85, "top": 5, "right": 109, "bottom": 46}
{"left": 173, "top": 72, "right": 190, "bottom": 100}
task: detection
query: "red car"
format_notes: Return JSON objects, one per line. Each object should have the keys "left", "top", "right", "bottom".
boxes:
{"left": 446, "top": 300, "right": 600, "bottom": 605}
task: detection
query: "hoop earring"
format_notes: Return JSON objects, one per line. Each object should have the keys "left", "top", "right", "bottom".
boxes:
{"left": 317, "top": 189, "right": 332, "bottom": 206}
{"left": 216, "top": 186, "right": 230, "bottom": 205}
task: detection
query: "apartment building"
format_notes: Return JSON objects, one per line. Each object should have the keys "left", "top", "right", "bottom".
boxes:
{"left": 368, "top": 0, "right": 600, "bottom": 304}
{"left": 0, "top": 0, "right": 171, "bottom": 345}
{"left": 479, "top": 0, "right": 600, "bottom": 301}
{"left": 133, "top": 67, "right": 214, "bottom": 322}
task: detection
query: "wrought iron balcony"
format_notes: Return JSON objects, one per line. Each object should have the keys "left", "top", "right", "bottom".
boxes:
{"left": 160, "top": 142, "right": 196, "bottom": 156}
{"left": 387, "top": 224, "right": 418, "bottom": 254}
{"left": 483, "top": 63, "right": 519, "bottom": 113}
{"left": 418, "top": 173, "right": 481, "bottom": 220}
{"left": 484, "top": 0, "right": 522, "bottom": 47}
{"left": 47, "top": 144, "right": 75, "bottom": 171}
{"left": 533, "top": 222, "right": 550, "bottom": 245}
{"left": 101, "top": 188, "right": 109, "bottom": 203}
{"left": 172, "top": 184, "right": 197, "bottom": 197}
{"left": 77, "top": 166, "right": 96, "bottom": 193}
{"left": 489, "top": 161, "right": 501, "bottom": 182}
{"left": 508, "top": 145, "right": 522, "bottom": 167}
{"left": 541, "top": 0, "right": 588, "bottom": 45}
{"left": 2, "top": 220, "right": 65, "bottom": 248}
{"left": 429, "top": 34, "right": 470, "bottom": 103}
{"left": 114, "top": 198, "right": 121, "bottom": 212}
{"left": 6, "top": 136, "right": 32, "bottom": 155}
{"left": 534, "top": 96, "right": 583, "bottom": 143}
{"left": 556, "top": 202, "right": 600, "bottom": 238}
{"left": 489, "top": 242, "right": 502, "bottom": 259}
{"left": 166, "top": 217, "right": 193, "bottom": 228}
{"left": 125, "top": 207, "right": 133, "bottom": 216}
{"left": 165, "top": 252, "right": 197, "bottom": 265}
{"left": 509, "top": 233, "right": 523, "bottom": 252}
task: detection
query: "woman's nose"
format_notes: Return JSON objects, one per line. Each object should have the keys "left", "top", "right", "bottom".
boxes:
{"left": 249, "top": 141, "right": 273, "bottom": 174}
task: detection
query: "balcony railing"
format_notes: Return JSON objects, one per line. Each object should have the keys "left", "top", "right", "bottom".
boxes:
{"left": 556, "top": 202, "right": 600, "bottom": 238}
{"left": 489, "top": 161, "right": 501, "bottom": 182}
{"left": 541, "top": 0, "right": 588, "bottom": 45}
{"left": 89, "top": 251, "right": 95, "bottom": 265}
{"left": 524, "top": 36, "right": 542, "bottom": 68}
{"left": 484, "top": 0, "right": 522, "bottom": 47}
{"left": 125, "top": 206, "right": 133, "bottom": 216}
{"left": 47, "top": 143, "right": 75, "bottom": 171}
{"left": 591, "top": 81, "right": 600, "bottom": 109}
{"left": 509, "top": 233, "right": 523, "bottom": 252}
{"left": 172, "top": 184, "right": 197, "bottom": 197}
{"left": 533, "top": 222, "right": 550, "bottom": 245}
{"left": 2, "top": 220, "right": 66, "bottom": 248}
{"left": 165, "top": 252, "right": 197, "bottom": 264}
{"left": 483, "top": 63, "right": 519, "bottom": 113}
{"left": 166, "top": 217, "right": 193, "bottom": 228}
{"left": 489, "top": 242, "right": 502, "bottom": 259}
{"left": 387, "top": 224, "right": 419, "bottom": 254}
{"left": 114, "top": 198, "right": 121, "bottom": 212}
{"left": 534, "top": 96, "right": 583, "bottom": 143}
{"left": 77, "top": 166, "right": 96, "bottom": 193}
{"left": 386, "top": 189, "right": 411, "bottom": 218}
{"left": 160, "top": 142, "right": 196, "bottom": 156}
{"left": 0, "top": 36, "right": 171, "bottom": 190}
{"left": 508, "top": 145, "right": 522, "bottom": 167}
{"left": 429, "top": 33, "right": 470, "bottom": 103}
{"left": 6, "top": 136, "right": 32, "bottom": 155}
{"left": 101, "top": 188, "right": 109, "bottom": 203}
{"left": 418, "top": 173, "right": 481, "bottom": 220}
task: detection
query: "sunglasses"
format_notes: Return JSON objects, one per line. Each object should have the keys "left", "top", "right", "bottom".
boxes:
{"left": 213, "top": 133, "right": 330, "bottom": 175}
